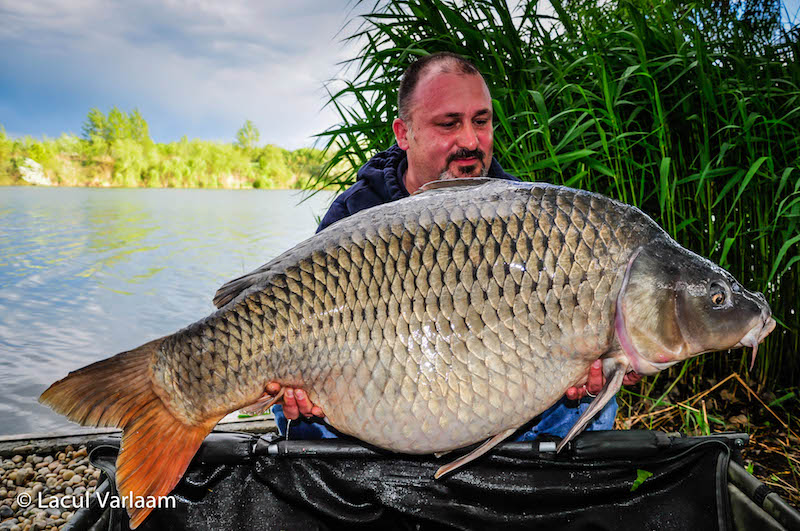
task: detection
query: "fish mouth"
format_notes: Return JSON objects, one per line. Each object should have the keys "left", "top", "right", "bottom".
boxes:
{"left": 733, "top": 311, "right": 776, "bottom": 370}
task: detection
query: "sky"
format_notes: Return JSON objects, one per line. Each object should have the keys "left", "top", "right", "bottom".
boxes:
{"left": 1, "top": 1, "right": 798, "bottom": 151}
{"left": 0, "top": 0, "right": 362, "bottom": 150}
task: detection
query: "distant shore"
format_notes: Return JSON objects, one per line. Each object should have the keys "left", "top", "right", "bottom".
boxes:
{"left": 1, "top": 145, "right": 330, "bottom": 190}
{"left": 2, "top": 111, "right": 336, "bottom": 191}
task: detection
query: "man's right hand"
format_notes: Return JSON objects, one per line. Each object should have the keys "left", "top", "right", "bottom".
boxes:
{"left": 267, "top": 382, "right": 324, "bottom": 419}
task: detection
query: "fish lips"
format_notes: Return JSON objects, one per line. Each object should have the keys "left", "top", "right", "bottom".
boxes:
{"left": 732, "top": 311, "right": 776, "bottom": 369}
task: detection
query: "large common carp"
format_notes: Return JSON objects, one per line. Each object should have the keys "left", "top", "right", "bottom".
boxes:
{"left": 41, "top": 179, "right": 775, "bottom": 527}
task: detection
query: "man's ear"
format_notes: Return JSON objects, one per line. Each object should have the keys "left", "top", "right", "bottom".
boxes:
{"left": 393, "top": 118, "right": 410, "bottom": 150}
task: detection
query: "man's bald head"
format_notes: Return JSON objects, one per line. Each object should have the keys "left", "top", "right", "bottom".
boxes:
{"left": 392, "top": 52, "right": 494, "bottom": 194}
{"left": 397, "top": 52, "right": 483, "bottom": 122}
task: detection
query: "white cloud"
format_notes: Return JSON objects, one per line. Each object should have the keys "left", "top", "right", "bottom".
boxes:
{"left": 0, "top": 0, "right": 365, "bottom": 149}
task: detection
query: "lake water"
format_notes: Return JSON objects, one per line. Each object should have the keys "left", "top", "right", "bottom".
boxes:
{"left": 0, "top": 187, "right": 335, "bottom": 436}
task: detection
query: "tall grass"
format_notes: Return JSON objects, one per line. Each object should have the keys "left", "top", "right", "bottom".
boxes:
{"left": 314, "top": 0, "right": 800, "bottom": 388}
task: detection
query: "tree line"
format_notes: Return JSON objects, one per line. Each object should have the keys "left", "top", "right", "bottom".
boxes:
{"left": 0, "top": 108, "right": 327, "bottom": 189}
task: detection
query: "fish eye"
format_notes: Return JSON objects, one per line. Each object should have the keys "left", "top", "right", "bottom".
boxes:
{"left": 709, "top": 280, "right": 727, "bottom": 307}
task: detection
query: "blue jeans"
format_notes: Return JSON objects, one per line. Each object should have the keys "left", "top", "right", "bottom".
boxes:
{"left": 272, "top": 395, "right": 618, "bottom": 441}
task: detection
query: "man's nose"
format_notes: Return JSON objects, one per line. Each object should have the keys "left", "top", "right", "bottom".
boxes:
{"left": 457, "top": 122, "right": 479, "bottom": 150}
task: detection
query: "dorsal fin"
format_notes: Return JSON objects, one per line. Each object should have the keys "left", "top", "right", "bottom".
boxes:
{"left": 413, "top": 177, "right": 493, "bottom": 195}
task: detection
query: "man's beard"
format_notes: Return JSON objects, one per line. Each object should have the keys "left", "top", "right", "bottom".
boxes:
{"left": 438, "top": 148, "right": 488, "bottom": 180}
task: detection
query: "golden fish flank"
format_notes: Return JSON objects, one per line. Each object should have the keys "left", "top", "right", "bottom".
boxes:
{"left": 40, "top": 180, "right": 774, "bottom": 528}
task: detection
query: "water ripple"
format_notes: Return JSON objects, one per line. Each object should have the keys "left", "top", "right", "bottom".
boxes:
{"left": 0, "top": 187, "right": 334, "bottom": 435}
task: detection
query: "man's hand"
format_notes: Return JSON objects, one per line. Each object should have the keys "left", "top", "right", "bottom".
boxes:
{"left": 266, "top": 382, "right": 324, "bottom": 419}
{"left": 565, "top": 360, "right": 643, "bottom": 400}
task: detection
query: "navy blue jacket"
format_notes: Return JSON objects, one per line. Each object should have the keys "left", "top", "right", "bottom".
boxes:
{"left": 317, "top": 144, "right": 520, "bottom": 232}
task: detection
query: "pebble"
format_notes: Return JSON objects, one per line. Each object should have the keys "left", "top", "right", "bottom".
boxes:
{"left": 0, "top": 447, "right": 97, "bottom": 531}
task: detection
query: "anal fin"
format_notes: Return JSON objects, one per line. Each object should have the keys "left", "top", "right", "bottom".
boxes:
{"left": 239, "top": 387, "right": 285, "bottom": 415}
{"left": 435, "top": 427, "right": 517, "bottom": 479}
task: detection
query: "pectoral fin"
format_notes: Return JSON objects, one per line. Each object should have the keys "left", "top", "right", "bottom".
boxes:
{"left": 435, "top": 427, "right": 517, "bottom": 479}
{"left": 556, "top": 356, "right": 628, "bottom": 453}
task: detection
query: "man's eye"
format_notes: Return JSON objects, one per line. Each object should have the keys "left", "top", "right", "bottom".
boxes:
{"left": 474, "top": 119, "right": 489, "bottom": 126}
{"left": 438, "top": 122, "right": 456, "bottom": 128}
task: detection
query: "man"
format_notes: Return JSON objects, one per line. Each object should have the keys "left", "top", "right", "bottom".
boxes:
{"left": 269, "top": 52, "right": 630, "bottom": 440}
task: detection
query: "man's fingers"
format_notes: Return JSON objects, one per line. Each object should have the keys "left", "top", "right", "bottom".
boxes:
{"left": 623, "top": 372, "right": 643, "bottom": 386}
{"left": 283, "top": 388, "right": 300, "bottom": 419}
{"left": 586, "top": 360, "right": 604, "bottom": 395}
{"left": 282, "top": 388, "right": 324, "bottom": 419}
{"left": 295, "top": 389, "right": 314, "bottom": 417}
{"left": 266, "top": 381, "right": 281, "bottom": 395}
{"left": 565, "top": 386, "right": 584, "bottom": 400}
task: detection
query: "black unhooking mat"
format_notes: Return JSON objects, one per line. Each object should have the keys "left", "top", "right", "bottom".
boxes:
{"left": 64, "top": 430, "right": 800, "bottom": 531}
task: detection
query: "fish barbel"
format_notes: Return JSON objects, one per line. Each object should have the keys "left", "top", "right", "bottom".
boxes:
{"left": 40, "top": 179, "right": 775, "bottom": 527}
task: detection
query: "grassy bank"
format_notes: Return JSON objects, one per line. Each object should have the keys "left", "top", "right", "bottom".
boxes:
{"left": 0, "top": 115, "right": 327, "bottom": 189}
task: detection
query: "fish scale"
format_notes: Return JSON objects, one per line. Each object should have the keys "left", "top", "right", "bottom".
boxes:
{"left": 150, "top": 182, "right": 657, "bottom": 450}
{"left": 41, "top": 179, "right": 776, "bottom": 528}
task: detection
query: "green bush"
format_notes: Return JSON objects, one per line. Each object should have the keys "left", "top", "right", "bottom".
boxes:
{"left": 0, "top": 110, "right": 329, "bottom": 189}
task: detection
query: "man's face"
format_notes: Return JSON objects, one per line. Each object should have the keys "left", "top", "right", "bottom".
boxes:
{"left": 393, "top": 69, "right": 494, "bottom": 193}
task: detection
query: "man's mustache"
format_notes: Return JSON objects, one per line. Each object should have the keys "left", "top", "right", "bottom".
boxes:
{"left": 447, "top": 148, "right": 485, "bottom": 165}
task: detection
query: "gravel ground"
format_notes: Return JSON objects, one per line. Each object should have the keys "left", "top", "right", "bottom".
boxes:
{"left": 0, "top": 445, "right": 100, "bottom": 531}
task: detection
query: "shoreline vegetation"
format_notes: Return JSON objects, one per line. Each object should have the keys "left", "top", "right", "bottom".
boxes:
{"left": 313, "top": 0, "right": 799, "bottom": 503}
{"left": 0, "top": 112, "right": 330, "bottom": 190}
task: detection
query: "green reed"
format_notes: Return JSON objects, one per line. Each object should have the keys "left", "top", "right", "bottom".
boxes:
{"left": 313, "top": 0, "right": 800, "bottom": 388}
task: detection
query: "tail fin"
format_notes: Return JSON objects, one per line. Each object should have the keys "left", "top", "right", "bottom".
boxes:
{"left": 39, "top": 339, "right": 220, "bottom": 528}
